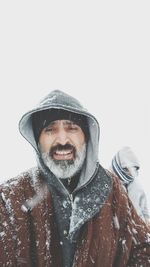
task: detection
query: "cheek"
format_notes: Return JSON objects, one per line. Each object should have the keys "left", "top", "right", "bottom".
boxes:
{"left": 80, "top": 132, "right": 86, "bottom": 144}
{"left": 128, "top": 167, "right": 138, "bottom": 177}
{"left": 75, "top": 134, "right": 85, "bottom": 149}
{"left": 39, "top": 136, "right": 52, "bottom": 153}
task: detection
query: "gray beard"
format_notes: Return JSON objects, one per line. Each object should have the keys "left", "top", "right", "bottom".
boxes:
{"left": 41, "top": 143, "right": 86, "bottom": 179}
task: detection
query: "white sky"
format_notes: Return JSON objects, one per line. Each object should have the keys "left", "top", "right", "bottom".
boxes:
{"left": 0, "top": 1, "right": 149, "bottom": 208}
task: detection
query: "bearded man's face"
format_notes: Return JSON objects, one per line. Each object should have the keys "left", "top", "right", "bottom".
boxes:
{"left": 38, "top": 120, "right": 86, "bottom": 179}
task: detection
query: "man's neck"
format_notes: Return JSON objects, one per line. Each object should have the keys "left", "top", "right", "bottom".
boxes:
{"left": 60, "top": 174, "right": 80, "bottom": 193}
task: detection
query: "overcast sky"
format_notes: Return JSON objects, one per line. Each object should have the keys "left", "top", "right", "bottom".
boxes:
{"left": 0, "top": 1, "right": 149, "bottom": 208}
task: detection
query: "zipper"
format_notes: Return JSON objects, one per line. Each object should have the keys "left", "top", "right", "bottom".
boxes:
{"left": 69, "top": 193, "right": 73, "bottom": 203}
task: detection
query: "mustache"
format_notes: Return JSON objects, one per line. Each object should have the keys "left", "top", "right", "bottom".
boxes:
{"left": 49, "top": 143, "right": 76, "bottom": 157}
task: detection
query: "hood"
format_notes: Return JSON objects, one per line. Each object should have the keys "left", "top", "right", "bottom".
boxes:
{"left": 116, "top": 146, "right": 140, "bottom": 169}
{"left": 111, "top": 146, "right": 140, "bottom": 184}
{"left": 19, "top": 89, "right": 100, "bottom": 190}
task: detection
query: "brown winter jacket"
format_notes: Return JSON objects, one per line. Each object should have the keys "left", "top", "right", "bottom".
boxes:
{"left": 0, "top": 167, "right": 150, "bottom": 267}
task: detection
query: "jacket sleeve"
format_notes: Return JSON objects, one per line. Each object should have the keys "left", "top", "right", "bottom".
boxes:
{"left": 0, "top": 187, "right": 17, "bottom": 266}
{"left": 127, "top": 178, "right": 150, "bottom": 222}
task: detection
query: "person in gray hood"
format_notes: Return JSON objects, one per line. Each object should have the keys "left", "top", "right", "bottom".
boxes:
{"left": 0, "top": 89, "right": 150, "bottom": 267}
{"left": 111, "top": 146, "right": 150, "bottom": 224}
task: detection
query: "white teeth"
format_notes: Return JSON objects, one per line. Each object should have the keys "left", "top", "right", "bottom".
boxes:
{"left": 55, "top": 150, "right": 72, "bottom": 155}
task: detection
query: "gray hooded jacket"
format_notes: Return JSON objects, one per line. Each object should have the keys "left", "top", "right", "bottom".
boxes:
{"left": 19, "top": 90, "right": 112, "bottom": 267}
{"left": 111, "top": 146, "right": 150, "bottom": 223}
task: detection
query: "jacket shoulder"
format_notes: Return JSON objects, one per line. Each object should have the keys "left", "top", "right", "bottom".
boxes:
{"left": 0, "top": 167, "right": 45, "bottom": 266}
{"left": 0, "top": 167, "right": 40, "bottom": 190}
{"left": 0, "top": 167, "right": 43, "bottom": 208}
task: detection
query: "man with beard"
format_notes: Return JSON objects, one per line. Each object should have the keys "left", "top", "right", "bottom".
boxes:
{"left": 0, "top": 90, "right": 150, "bottom": 267}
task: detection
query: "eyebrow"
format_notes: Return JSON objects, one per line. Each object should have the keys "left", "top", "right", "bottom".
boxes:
{"left": 63, "top": 120, "right": 77, "bottom": 125}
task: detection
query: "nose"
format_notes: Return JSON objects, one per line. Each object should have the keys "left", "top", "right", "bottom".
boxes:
{"left": 55, "top": 128, "right": 69, "bottom": 145}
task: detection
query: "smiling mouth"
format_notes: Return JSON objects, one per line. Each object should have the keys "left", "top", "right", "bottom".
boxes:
{"left": 52, "top": 149, "right": 74, "bottom": 160}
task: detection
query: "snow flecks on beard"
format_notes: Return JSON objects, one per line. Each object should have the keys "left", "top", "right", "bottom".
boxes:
{"left": 41, "top": 143, "right": 86, "bottom": 179}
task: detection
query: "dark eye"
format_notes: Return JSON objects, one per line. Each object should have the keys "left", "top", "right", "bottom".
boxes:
{"left": 44, "top": 127, "right": 54, "bottom": 132}
{"left": 122, "top": 167, "right": 129, "bottom": 172}
{"left": 68, "top": 124, "right": 79, "bottom": 131}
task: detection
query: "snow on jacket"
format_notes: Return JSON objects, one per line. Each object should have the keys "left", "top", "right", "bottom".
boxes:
{"left": 0, "top": 167, "right": 150, "bottom": 267}
{"left": 0, "top": 90, "right": 150, "bottom": 266}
